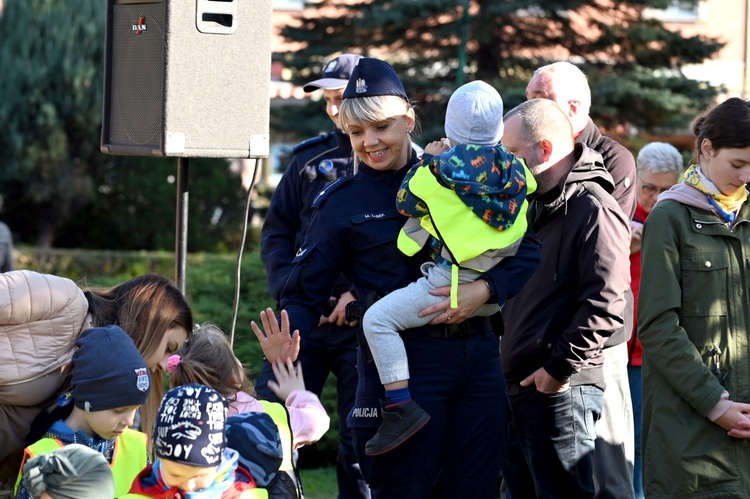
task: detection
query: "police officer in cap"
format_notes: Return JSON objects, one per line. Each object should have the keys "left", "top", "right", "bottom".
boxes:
{"left": 256, "top": 53, "right": 369, "bottom": 499}
{"left": 254, "top": 57, "right": 542, "bottom": 497}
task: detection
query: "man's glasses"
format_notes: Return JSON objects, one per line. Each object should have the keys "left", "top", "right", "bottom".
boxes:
{"left": 640, "top": 182, "right": 671, "bottom": 195}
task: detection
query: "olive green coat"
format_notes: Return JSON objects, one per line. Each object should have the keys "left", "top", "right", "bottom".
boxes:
{"left": 639, "top": 198, "right": 750, "bottom": 499}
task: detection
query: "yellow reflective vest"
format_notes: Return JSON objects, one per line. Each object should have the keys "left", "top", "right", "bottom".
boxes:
{"left": 260, "top": 400, "right": 298, "bottom": 497}
{"left": 398, "top": 162, "right": 536, "bottom": 306}
{"left": 16, "top": 429, "right": 147, "bottom": 498}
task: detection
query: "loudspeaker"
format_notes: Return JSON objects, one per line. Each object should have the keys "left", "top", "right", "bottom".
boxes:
{"left": 101, "top": 0, "right": 271, "bottom": 158}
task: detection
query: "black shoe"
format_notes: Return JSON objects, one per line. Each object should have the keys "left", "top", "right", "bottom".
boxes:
{"left": 365, "top": 399, "right": 430, "bottom": 456}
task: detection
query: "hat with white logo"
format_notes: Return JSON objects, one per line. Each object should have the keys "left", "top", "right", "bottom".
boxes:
{"left": 342, "top": 57, "right": 408, "bottom": 101}
{"left": 303, "top": 54, "right": 363, "bottom": 92}
{"left": 71, "top": 326, "right": 151, "bottom": 412}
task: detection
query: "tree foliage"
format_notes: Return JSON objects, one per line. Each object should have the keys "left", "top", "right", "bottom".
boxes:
{"left": 277, "top": 0, "right": 723, "bottom": 140}
{"left": 0, "top": 0, "right": 249, "bottom": 250}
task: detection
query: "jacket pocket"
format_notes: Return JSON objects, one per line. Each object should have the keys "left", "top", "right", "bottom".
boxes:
{"left": 681, "top": 252, "right": 729, "bottom": 376}
{"left": 681, "top": 252, "right": 729, "bottom": 317}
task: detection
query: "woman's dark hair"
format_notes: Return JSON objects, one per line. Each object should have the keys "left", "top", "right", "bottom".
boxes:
{"left": 84, "top": 273, "right": 193, "bottom": 440}
{"left": 692, "top": 97, "right": 750, "bottom": 163}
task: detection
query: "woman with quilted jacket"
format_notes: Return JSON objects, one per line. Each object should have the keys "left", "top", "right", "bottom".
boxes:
{"left": 0, "top": 270, "right": 193, "bottom": 464}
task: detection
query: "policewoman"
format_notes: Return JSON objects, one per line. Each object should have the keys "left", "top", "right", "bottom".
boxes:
{"left": 257, "top": 53, "right": 369, "bottom": 498}
{"left": 261, "top": 57, "right": 541, "bottom": 497}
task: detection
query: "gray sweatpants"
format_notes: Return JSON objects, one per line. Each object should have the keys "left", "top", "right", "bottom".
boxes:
{"left": 362, "top": 262, "right": 500, "bottom": 385}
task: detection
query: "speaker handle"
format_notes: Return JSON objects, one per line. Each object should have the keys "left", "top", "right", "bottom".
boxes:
{"left": 196, "top": 0, "right": 238, "bottom": 34}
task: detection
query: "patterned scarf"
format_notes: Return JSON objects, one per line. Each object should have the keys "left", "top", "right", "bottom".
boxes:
{"left": 683, "top": 165, "right": 748, "bottom": 223}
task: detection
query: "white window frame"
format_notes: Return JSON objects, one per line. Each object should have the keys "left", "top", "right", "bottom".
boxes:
{"left": 272, "top": 0, "right": 304, "bottom": 11}
{"left": 644, "top": 0, "right": 701, "bottom": 23}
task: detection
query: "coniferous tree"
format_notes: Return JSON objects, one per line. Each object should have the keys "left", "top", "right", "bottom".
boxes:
{"left": 276, "top": 0, "right": 723, "bottom": 140}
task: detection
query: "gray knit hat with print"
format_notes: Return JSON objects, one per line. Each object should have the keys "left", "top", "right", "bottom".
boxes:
{"left": 444, "top": 80, "right": 504, "bottom": 147}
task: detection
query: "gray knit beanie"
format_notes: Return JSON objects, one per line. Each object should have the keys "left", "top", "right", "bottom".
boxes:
{"left": 444, "top": 80, "right": 504, "bottom": 146}
{"left": 71, "top": 325, "right": 151, "bottom": 412}
{"left": 22, "top": 444, "right": 114, "bottom": 499}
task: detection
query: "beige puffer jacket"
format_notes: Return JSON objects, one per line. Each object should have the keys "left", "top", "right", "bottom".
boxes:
{"left": 0, "top": 270, "right": 88, "bottom": 385}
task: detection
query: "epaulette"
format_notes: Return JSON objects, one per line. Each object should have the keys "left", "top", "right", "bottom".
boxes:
{"left": 293, "top": 133, "right": 329, "bottom": 154}
{"left": 312, "top": 175, "right": 353, "bottom": 209}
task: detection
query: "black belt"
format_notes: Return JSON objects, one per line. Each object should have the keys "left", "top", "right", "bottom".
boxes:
{"left": 400, "top": 316, "right": 489, "bottom": 339}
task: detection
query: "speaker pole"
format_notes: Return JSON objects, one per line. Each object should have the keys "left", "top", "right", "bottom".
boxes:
{"left": 175, "top": 157, "right": 189, "bottom": 294}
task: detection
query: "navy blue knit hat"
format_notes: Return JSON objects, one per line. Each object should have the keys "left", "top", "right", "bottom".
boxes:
{"left": 153, "top": 384, "right": 228, "bottom": 467}
{"left": 71, "top": 326, "right": 150, "bottom": 412}
{"left": 342, "top": 58, "right": 408, "bottom": 101}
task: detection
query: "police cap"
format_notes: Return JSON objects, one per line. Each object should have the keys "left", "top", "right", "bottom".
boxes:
{"left": 342, "top": 58, "right": 408, "bottom": 101}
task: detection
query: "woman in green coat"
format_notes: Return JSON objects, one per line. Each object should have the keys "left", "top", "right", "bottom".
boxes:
{"left": 638, "top": 97, "right": 750, "bottom": 498}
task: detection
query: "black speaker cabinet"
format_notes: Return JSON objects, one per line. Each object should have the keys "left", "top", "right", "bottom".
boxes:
{"left": 101, "top": 0, "right": 271, "bottom": 158}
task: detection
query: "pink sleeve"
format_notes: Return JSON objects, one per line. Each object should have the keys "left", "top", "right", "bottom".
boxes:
{"left": 285, "top": 389, "right": 331, "bottom": 449}
{"left": 228, "top": 390, "right": 264, "bottom": 417}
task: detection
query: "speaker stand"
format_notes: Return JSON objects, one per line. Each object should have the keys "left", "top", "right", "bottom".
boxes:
{"left": 175, "top": 157, "right": 189, "bottom": 294}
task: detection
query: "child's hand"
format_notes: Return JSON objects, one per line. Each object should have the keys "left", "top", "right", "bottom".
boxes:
{"left": 267, "top": 358, "right": 306, "bottom": 402}
{"left": 251, "top": 308, "right": 301, "bottom": 364}
{"left": 424, "top": 139, "right": 450, "bottom": 155}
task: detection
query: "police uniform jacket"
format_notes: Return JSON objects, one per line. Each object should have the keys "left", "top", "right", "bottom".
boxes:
{"left": 261, "top": 130, "right": 354, "bottom": 301}
{"left": 279, "top": 150, "right": 542, "bottom": 350}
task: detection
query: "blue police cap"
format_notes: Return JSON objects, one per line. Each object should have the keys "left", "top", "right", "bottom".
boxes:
{"left": 303, "top": 54, "right": 363, "bottom": 92}
{"left": 342, "top": 58, "right": 408, "bottom": 101}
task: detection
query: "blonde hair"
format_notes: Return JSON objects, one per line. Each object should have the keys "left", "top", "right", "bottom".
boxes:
{"left": 84, "top": 274, "right": 193, "bottom": 440}
{"left": 338, "top": 95, "right": 419, "bottom": 168}
{"left": 168, "top": 323, "right": 254, "bottom": 403}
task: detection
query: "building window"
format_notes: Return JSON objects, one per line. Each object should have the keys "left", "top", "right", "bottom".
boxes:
{"left": 644, "top": 0, "right": 701, "bottom": 22}
{"left": 273, "top": 0, "right": 304, "bottom": 11}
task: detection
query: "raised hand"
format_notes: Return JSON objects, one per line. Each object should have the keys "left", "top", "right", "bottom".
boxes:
{"left": 251, "top": 308, "right": 301, "bottom": 364}
{"left": 267, "top": 358, "right": 306, "bottom": 402}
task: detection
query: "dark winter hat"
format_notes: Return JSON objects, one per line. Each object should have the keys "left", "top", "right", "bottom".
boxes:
{"left": 342, "top": 57, "right": 408, "bottom": 101}
{"left": 22, "top": 444, "right": 114, "bottom": 499}
{"left": 153, "top": 383, "right": 228, "bottom": 467}
{"left": 71, "top": 325, "right": 150, "bottom": 412}
{"left": 303, "top": 54, "right": 363, "bottom": 92}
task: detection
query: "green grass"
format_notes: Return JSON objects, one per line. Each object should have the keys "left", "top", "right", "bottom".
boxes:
{"left": 299, "top": 467, "right": 339, "bottom": 498}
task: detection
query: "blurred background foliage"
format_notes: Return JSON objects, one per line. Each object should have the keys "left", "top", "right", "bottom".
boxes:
{"left": 277, "top": 0, "right": 723, "bottom": 142}
{"left": 0, "top": 0, "right": 723, "bottom": 250}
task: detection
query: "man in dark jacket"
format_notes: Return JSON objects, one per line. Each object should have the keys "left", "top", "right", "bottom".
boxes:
{"left": 257, "top": 53, "right": 370, "bottom": 499}
{"left": 527, "top": 61, "right": 636, "bottom": 499}
{"left": 500, "top": 98, "right": 631, "bottom": 498}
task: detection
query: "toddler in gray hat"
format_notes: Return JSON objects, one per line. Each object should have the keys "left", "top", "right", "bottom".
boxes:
{"left": 362, "top": 80, "right": 537, "bottom": 455}
{"left": 20, "top": 444, "right": 114, "bottom": 499}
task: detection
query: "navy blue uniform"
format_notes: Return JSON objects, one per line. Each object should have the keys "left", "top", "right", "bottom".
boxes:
{"left": 281, "top": 152, "right": 542, "bottom": 498}
{"left": 261, "top": 129, "right": 354, "bottom": 294}
{"left": 257, "top": 129, "right": 369, "bottom": 498}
